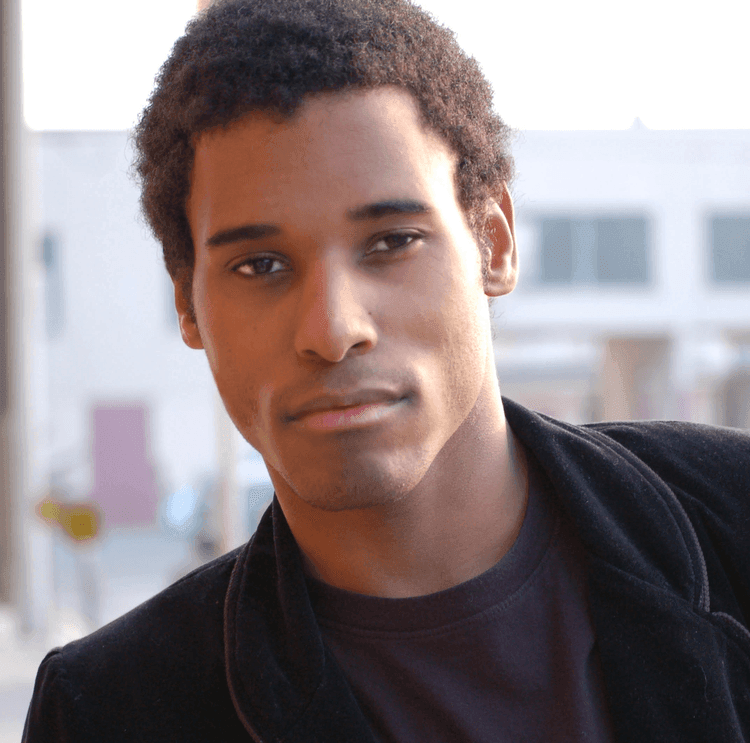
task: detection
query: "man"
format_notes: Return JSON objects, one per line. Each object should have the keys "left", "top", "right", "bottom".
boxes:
{"left": 24, "top": 0, "right": 750, "bottom": 740}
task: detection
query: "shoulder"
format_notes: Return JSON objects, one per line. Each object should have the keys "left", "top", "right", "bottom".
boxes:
{"left": 505, "top": 397, "right": 750, "bottom": 500}
{"left": 586, "top": 417, "right": 750, "bottom": 461}
{"left": 586, "top": 420, "right": 750, "bottom": 611}
{"left": 586, "top": 420, "right": 750, "bottom": 628}
{"left": 24, "top": 546, "right": 248, "bottom": 742}
{"left": 506, "top": 396, "right": 750, "bottom": 559}
{"left": 65, "top": 543, "right": 241, "bottom": 666}
{"left": 584, "top": 419, "right": 750, "bottom": 501}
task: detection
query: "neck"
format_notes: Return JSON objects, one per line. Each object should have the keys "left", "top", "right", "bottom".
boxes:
{"left": 275, "top": 382, "right": 528, "bottom": 599}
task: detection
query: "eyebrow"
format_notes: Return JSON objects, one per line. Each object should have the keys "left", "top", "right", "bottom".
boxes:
{"left": 346, "top": 199, "right": 432, "bottom": 221}
{"left": 205, "top": 199, "right": 431, "bottom": 248}
{"left": 206, "top": 224, "right": 280, "bottom": 248}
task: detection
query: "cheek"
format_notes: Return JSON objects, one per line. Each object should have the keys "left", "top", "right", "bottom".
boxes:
{"left": 388, "top": 245, "right": 490, "bottom": 409}
{"left": 442, "top": 293, "right": 489, "bottom": 398}
{"left": 193, "top": 278, "right": 275, "bottom": 441}
{"left": 194, "top": 273, "right": 257, "bottom": 372}
{"left": 429, "top": 241, "right": 488, "bottom": 344}
{"left": 381, "top": 239, "right": 488, "bottom": 352}
{"left": 433, "top": 252, "right": 491, "bottom": 401}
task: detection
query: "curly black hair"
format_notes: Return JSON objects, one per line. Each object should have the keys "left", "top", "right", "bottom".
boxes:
{"left": 134, "top": 0, "right": 514, "bottom": 287}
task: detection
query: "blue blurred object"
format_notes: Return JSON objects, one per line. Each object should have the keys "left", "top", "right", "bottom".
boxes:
{"left": 162, "top": 484, "right": 200, "bottom": 535}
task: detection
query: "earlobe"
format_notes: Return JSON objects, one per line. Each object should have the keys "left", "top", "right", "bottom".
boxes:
{"left": 174, "top": 278, "right": 204, "bottom": 350}
{"left": 482, "top": 182, "right": 518, "bottom": 298}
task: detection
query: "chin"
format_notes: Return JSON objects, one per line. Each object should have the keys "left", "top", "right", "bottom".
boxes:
{"left": 280, "top": 449, "right": 432, "bottom": 513}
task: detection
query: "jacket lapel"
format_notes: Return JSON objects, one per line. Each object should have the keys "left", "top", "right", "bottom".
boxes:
{"left": 503, "top": 398, "right": 750, "bottom": 742}
{"left": 224, "top": 499, "right": 378, "bottom": 743}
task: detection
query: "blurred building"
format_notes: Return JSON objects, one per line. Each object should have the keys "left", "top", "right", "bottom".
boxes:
{"left": 34, "top": 125, "right": 750, "bottom": 524}
{"left": 500, "top": 124, "right": 750, "bottom": 426}
{"left": 36, "top": 131, "right": 271, "bottom": 532}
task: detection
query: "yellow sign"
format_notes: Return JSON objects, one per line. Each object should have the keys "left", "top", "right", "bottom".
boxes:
{"left": 36, "top": 498, "right": 101, "bottom": 542}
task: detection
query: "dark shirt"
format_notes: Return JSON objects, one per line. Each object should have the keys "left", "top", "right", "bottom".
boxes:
{"left": 308, "top": 457, "right": 616, "bottom": 742}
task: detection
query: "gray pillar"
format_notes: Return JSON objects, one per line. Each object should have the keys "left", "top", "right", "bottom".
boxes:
{"left": 1, "top": 0, "right": 51, "bottom": 633}
{"left": 1, "top": 0, "right": 23, "bottom": 606}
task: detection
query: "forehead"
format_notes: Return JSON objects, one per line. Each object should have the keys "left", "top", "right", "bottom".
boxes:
{"left": 187, "top": 88, "right": 462, "bottom": 242}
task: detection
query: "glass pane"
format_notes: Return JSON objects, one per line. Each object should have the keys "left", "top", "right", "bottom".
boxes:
{"left": 596, "top": 217, "right": 649, "bottom": 284}
{"left": 540, "top": 218, "right": 573, "bottom": 283}
{"left": 711, "top": 216, "right": 750, "bottom": 282}
{"left": 571, "top": 219, "right": 597, "bottom": 283}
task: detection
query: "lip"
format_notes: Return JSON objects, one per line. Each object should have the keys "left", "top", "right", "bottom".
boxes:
{"left": 293, "top": 399, "right": 406, "bottom": 431}
{"left": 286, "top": 389, "right": 407, "bottom": 431}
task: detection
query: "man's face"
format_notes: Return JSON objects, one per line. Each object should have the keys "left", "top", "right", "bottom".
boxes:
{"left": 182, "top": 88, "right": 516, "bottom": 512}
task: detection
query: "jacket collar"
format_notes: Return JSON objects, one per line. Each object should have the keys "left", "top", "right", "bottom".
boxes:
{"left": 502, "top": 398, "right": 708, "bottom": 609}
{"left": 502, "top": 400, "right": 749, "bottom": 742}
{"left": 224, "top": 498, "right": 378, "bottom": 743}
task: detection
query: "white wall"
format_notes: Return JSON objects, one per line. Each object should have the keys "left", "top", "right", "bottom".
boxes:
{"left": 505, "top": 128, "right": 750, "bottom": 336}
{"left": 38, "top": 131, "right": 217, "bottom": 498}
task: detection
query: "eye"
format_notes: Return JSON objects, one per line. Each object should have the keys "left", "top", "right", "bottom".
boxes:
{"left": 233, "top": 255, "right": 287, "bottom": 277}
{"left": 367, "top": 231, "right": 421, "bottom": 255}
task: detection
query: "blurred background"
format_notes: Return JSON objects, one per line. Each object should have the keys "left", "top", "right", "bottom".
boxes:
{"left": 1, "top": 0, "right": 748, "bottom": 737}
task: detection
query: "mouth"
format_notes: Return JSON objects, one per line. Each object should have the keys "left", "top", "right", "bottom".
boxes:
{"left": 286, "top": 390, "right": 408, "bottom": 432}
{"left": 293, "top": 399, "right": 407, "bottom": 431}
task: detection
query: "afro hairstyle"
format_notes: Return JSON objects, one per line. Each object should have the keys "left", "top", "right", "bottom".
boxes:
{"left": 134, "top": 0, "right": 515, "bottom": 289}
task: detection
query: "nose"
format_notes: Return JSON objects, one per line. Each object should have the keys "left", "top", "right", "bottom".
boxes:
{"left": 294, "top": 257, "right": 377, "bottom": 363}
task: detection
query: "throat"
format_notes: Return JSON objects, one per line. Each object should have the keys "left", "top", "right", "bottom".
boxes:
{"left": 290, "top": 425, "right": 530, "bottom": 599}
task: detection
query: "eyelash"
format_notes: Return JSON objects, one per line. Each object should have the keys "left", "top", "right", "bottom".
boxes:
{"left": 233, "top": 255, "right": 287, "bottom": 277}
{"left": 367, "top": 231, "right": 421, "bottom": 255}
{"left": 231, "top": 231, "right": 422, "bottom": 278}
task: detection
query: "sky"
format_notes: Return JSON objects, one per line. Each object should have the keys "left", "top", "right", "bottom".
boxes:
{"left": 21, "top": 0, "right": 750, "bottom": 131}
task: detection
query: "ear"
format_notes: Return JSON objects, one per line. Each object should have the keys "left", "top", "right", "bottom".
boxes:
{"left": 482, "top": 182, "right": 518, "bottom": 297}
{"left": 173, "top": 276, "right": 204, "bottom": 350}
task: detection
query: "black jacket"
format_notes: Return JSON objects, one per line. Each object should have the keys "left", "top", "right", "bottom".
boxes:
{"left": 23, "top": 400, "right": 750, "bottom": 742}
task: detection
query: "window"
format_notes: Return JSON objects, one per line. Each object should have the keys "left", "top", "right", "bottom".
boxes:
{"left": 539, "top": 216, "right": 649, "bottom": 285}
{"left": 710, "top": 215, "right": 750, "bottom": 283}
